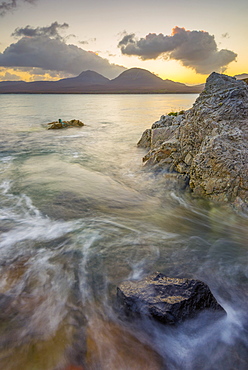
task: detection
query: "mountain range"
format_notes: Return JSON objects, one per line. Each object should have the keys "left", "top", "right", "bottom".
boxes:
{"left": 0, "top": 68, "right": 204, "bottom": 94}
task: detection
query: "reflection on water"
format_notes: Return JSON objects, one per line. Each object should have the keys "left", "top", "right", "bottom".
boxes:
{"left": 0, "top": 94, "right": 248, "bottom": 369}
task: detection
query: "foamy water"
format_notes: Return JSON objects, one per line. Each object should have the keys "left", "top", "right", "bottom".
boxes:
{"left": 0, "top": 94, "right": 247, "bottom": 369}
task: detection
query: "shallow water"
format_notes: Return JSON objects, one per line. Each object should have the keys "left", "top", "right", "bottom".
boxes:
{"left": 0, "top": 94, "right": 247, "bottom": 369}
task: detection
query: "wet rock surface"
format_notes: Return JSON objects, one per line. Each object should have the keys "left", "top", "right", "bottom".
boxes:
{"left": 47, "top": 119, "right": 84, "bottom": 129}
{"left": 138, "top": 73, "right": 248, "bottom": 211}
{"left": 117, "top": 272, "right": 225, "bottom": 325}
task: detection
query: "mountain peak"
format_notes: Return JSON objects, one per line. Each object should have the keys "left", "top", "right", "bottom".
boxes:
{"left": 114, "top": 67, "right": 162, "bottom": 80}
{"left": 109, "top": 67, "right": 165, "bottom": 88}
{"left": 77, "top": 70, "right": 105, "bottom": 78}
{"left": 76, "top": 70, "right": 109, "bottom": 84}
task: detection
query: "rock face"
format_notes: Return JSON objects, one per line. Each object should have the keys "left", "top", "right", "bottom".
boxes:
{"left": 47, "top": 119, "right": 84, "bottom": 129}
{"left": 138, "top": 73, "right": 248, "bottom": 210}
{"left": 117, "top": 273, "right": 225, "bottom": 325}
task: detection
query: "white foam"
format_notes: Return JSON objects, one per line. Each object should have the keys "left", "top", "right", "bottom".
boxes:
{"left": 0, "top": 180, "right": 12, "bottom": 194}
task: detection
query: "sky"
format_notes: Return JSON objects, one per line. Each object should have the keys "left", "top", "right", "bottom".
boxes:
{"left": 0, "top": 0, "right": 247, "bottom": 84}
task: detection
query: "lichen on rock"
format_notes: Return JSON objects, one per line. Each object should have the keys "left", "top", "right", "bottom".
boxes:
{"left": 117, "top": 272, "right": 225, "bottom": 325}
{"left": 138, "top": 73, "right": 248, "bottom": 211}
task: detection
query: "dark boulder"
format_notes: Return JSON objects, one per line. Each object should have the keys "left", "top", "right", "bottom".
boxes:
{"left": 117, "top": 272, "right": 225, "bottom": 325}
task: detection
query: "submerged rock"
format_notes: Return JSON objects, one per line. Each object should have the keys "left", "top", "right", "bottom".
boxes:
{"left": 47, "top": 119, "right": 84, "bottom": 129}
{"left": 117, "top": 272, "right": 225, "bottom": 325}
{"left": 138, "top": 73, "right": 248, "bottom": 211}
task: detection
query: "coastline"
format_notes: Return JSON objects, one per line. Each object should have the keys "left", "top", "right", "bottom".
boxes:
{"left": 0, "top": 91, "right": 201, "bottom": 95}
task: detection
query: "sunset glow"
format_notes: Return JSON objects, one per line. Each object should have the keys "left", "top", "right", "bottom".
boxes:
{"left": 0, "top": 0, "right": 247, "bottom": 84}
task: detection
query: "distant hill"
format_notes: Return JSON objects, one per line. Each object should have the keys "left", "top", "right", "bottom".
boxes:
{"left": 0, "top": 68, "right": 204, "bottom": 94}
{"left": 108, "top": 68, "right": 198, "bottom": 93}
{"left": 56, "top": 70, "right": 110, "bottom": 90}
{"left": 109, "top": 68, "right": 166, "bottom": 88}
{"left": 234, "top": 73, "right": 248, "bottom": 80}
{"left": 234, "top": 73, "right": 248, "bottom": 85}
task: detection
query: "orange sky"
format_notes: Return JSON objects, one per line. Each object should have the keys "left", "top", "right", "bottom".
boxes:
{"left": 0, "top": 0, "right": 247, "bottom": 84}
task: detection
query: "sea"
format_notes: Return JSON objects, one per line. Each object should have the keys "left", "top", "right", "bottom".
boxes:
{"left": 0, "top": 93, "right": 248, "bottom": 370}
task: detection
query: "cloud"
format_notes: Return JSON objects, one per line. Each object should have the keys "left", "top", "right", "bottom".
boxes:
{"left": 0, "top": 23, "right": 126, "bottom": 79}
{"left": 107, "top": 52, "right": 116, "bottom": 57}
{"left": 0, "top": 0, "right": 36, "bottom": 16}
{"left": 118, "top": 27, "right": 237, "bottom": 74}
{"left": 79, "top": 38, "right": 97, "bottom": 45}
{"left": 221, "top": 32, "right": 230, "bottom": 39}
{"left": 0, "top": 69, "right": 22, "bottom": 80}
{"left": 0, "top": 66, "right": 70, "bottom": 81}
{"left": 12, "top": 22, "right": 69, "bottom": 39}
{"left": 118, "top": 33, "right": 136, "bottom": 47}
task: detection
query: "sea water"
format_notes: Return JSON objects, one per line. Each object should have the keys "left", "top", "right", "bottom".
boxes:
{"left": 0, "top": 94, "right": 247, "bottom": 369}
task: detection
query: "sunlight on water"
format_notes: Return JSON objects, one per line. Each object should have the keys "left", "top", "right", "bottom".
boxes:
{"left": 0, "top": 94, "right": 247, "bottom": 369}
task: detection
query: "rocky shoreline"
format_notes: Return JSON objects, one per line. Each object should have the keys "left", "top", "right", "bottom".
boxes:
{"left": 138, "top": 73, "right": 248, "bottom": 212}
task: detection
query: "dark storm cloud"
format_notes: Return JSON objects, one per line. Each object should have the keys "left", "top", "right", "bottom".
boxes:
{"left": 0, "top": 29, "right": 126, "bottom": 78}
{"left": 12, "top": 22, "right": 69, "bottom": 39}
{"left": 0, "top": 0, "right": 36, "bottom": 16}
{"left": 118, "top": 27, "right": 237, "bottom": 74}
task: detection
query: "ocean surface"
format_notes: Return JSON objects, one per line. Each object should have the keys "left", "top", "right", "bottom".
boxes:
{"left": 0, "top": 93, "right": 248, "bottom": 370}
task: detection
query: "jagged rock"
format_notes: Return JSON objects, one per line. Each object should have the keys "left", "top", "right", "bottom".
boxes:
{"left": 47, "top": 119, "right": 84, "bottom": 129}
{"left": 138, "top": 73, "right": 248, "bottom": 210}
{"left": 151, "top": 127, "right": 179, "bottom": 149}
{"left": 137, "top": 129, "right": 151, "bottom": 148}
{"left": 117, "top": 272, "right": 225, "bottom": 325}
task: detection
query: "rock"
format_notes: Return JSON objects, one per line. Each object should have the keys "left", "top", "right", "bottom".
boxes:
{"left": 47, "top": 119, "right": 84, "bottom": 129}
{"left": 117, "top": 272, "right": 225, "bottom": 325}
{"left": 151, "top": 115, "right": 174, "bottom": 129}
{"left": 137, "top": 129, "right": 151, "bottom": 148}
{"left": 138, "top": 73, "right": 248, "bottom": 209}
{"left": 151, "top": 127, "right": 179, "bottom": 149}
{"left": 184, "top": 152, "right": 193, "bottom": 165}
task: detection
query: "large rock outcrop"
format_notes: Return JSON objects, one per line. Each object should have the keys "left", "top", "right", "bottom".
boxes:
{"left": 117, "top": 273, "right": 225, "bottom": 325}
{"left": 138, "top": 73, "right": 248, "bottom": 210}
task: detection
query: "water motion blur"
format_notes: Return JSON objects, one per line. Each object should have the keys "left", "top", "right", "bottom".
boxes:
{"left": 0, "top": 94, "right": 247, "bottom": 369}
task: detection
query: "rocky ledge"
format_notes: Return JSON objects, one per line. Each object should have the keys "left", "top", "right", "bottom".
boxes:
{"left": 138, "top": 73, "right": 248, "bottom": 211}
{"left": 47, "top": 119, "right": 84, "bottom": 129}
{"left": 117, "top": 273, "right": 225, "bottom": 325}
